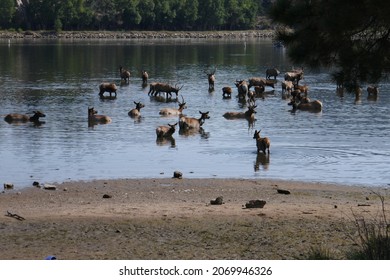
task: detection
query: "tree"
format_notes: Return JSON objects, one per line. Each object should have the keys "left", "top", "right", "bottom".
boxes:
{"left": 0, "top": 0, "right": 15, "bottom": 29}
{"left": 269, "top": 0, "right": 390, "bottom": 89}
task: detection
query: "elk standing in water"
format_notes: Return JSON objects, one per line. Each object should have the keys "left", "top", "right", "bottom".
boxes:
{"left": 205, "top": 68, "right": 216, "bottom": 91}
{"left": 156, "top": 123, "right": 178, "bottom": 138}
{"left": 119, "top": 66, "right": 131, "bottom": 83}
{"left": 253, "top": 129, "right": 270, "bottom": 155}
{"left": 141, "top": 70, "right": 148, "bottom": 86}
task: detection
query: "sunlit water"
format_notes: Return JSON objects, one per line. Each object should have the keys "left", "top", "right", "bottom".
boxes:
{"left": 0, "top": 38, "right": 389, "bottom": 189}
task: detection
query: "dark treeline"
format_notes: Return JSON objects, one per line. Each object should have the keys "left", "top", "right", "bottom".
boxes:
{"left": 0, "top": 0, "right": 273, "bottom": 31}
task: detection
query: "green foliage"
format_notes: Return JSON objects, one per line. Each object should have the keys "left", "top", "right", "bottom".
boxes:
{"left": 269, "top": 0, "right": 390, "bottom": 87}
{"left": 3, "top": 0, "right": 264, "bottom": 31}
{"left": 0, "top": 0, "right": 15, "bottom": 29}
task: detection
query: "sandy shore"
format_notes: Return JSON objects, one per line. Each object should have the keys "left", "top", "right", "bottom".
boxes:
{"left": 1, "top": 178, "right": 389, "bottom": 260}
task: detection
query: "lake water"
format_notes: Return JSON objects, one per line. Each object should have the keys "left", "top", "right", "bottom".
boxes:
{"left": 0, "top": 38, "right": 389, "bottom": 189}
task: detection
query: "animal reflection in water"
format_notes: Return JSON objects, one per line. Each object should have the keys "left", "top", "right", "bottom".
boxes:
{"left": 254, "top": 153, "right": 270, "bottom": 171}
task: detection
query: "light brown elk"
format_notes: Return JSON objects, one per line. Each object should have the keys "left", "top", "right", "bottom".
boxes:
{"left": 288, "top": 98, "right": 323, "bottom": 113}
{"left": 205, "top": 68, "right": 216, "bottom": 90}
{"left": 128, "top": 101, "right": 145, "bottom": 117}
{"left": 223, "top": 101, "right": 257, "bottom": 121}
{"left": 4, "top": 111, "right": 46, "bottom": 123}
{"left": 119, "top": 66, "right": 130, "bottom": 82}
{"left": 282, "top": 80, "right": 293, "bottom": 93}
{"left": 159, "top": 96, "right": 187, "bottom": 116}
{"left": 88, "top": 107, "right": 111, "bottom": 124}
{"left": 179, "top": 111, "right": 210, "bottom": 130}
{"left": 235, "top": 79, "right": 248, "bottom": 99}
{"left": 284, "top": 69, "right": 304, "bottom": 85}
{"left": 156, "top": 123, "right": 178, "bottom": 138}
{"left": 141, "top": 70, "right": 148, "bottom": 85}
{"left": 253, "top": 129, "right": 270, "bottom": 155}
{"left": 99, "top": 83, "right": 117, "bottom": 97}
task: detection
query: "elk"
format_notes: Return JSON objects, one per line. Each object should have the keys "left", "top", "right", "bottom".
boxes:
{"left": 88, "top": 107, "right": 111, "bottom": 124}
{"left": 266, "top": 68, "right": 280, "bottom": 79}
{"left": 149, "top": 83, "right": 183, "bottom": 98}
{"left": 179, "top": 111, "right": 210, "bottom": 130}
{"left": 128, "top": 101, "right": 145, "bottom": 117}
{"left": 248, "top": 77, "right": 276, "bottom": 89}
{"left": 294, "top": 84, "right": 309, "bottom": 95}
{"left": 284, "top": 69, "right": 304, "bottom": 85}
{"left": 99, "top": 83, "right": 117, "bottom": 97}
{"left": 119, "top": 66, "right": 131, "bottom": 82}
{"left": 222, "top": 86, "right": 233, "bottom": 98}
{"left": 288, "top": 98, "right": 323, "bottom": 113}
{"left": 205, "top": 68, "right": 216, "bottom": 90}
{"left": 4, "top": 111, "right": 46, "bottom": 123}
{"left": 141, "top": 70, "right": 148, "bottom": 85}
{"left": 156, "top": 123, "right": 177, "bottom": 138}
{"left": 223, "top": 101, "right": 257, "bottom": 121}
{"left": 367, "top": 86, "right": 378, "bottom": 101}
{"left": 253, "top": 129, "right": 270, "bottom": 155}
{"left": 159, "top": 96, "right": 187, "bottom": 116}
{"left": 282, "top": 80, "right": 293, "bottom": 93}
{"left": 235, "top": 79, "right": 248, "bottom": 99}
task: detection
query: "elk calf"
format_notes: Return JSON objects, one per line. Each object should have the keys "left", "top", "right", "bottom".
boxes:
{"left": 253, "top": 129, "right": 270, "bottom": 155}
{"left": 266, "top": 68, "right": 280, "bottom": 79}
{"left": 222, "top": 86, "right": 232, "bottom": 98}
{"left": 128, "top": 101, "right": 145, "bottom": 117}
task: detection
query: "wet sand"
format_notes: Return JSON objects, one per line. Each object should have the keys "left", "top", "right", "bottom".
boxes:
{"left": 1, "top": 178, "right": 388, "bottom": 260}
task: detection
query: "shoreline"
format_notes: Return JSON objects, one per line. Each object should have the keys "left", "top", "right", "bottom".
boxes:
{"left": 1, "top": 177, "right": 389, "bottom": 260}
{"left": 0, "top": 30, "right": 275, "bottom": 40}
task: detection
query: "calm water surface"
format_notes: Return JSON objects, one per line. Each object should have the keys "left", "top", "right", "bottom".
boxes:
{"left": 0, "top": 38, "right": 389, "bottom": 189}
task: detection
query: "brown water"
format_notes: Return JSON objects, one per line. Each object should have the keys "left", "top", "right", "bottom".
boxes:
{"left": 0, "top": 38, "right": 389, "bottom": 188}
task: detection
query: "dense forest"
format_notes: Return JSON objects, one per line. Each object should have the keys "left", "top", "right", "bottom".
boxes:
{"left": 0, "top": 0, "right": 273, "bottom": 31}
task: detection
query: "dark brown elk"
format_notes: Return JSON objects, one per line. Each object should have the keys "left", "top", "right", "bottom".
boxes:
{"left": 223, "top": 101, "right": 257, "bottom": 121}
{"left": 222, "top": 86, "right": 233, "bottom": 98}
{"left": 159, "top": 96, "right": 187, "bottom": 116}
{"left": 88, "top": 107, "right": 111, "bottom": 124}
{"left": 128, "top": 101, "right": 145, "bottom": 117}
{"left": 179, "top": 111, "right": 210, "bottom": 130}
{"left": 205, "top": 68, "right": 216, "bottom": 90}
{"left": 367, "top": 86, "right": 379, "bottom": 101}
{"left": 156, "top": 123, "right": 178, "bottom": 138}
{"left": 266, "top": 68, "right": 280, "bottom": 79}
{"left": 99, "top": 83, "right": 117, "bottom": 97}
{"left": 149, "top": 83, "right": 183, "bottom": 98}
{"left": 141, "top": 70, "right": 148, "bottom": 85}
{"left": 253, "top": 129, "right": 270, "bottom": 155}
{"left": 119, "top": 66, "right": 130, "bottom": 82}
{"left": 4, "top": 111, "right": 46, "bottom": 123}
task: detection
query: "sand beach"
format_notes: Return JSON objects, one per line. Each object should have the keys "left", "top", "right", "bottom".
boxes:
{"left": 1, "top": 178, "right": 389, "bottom": 260}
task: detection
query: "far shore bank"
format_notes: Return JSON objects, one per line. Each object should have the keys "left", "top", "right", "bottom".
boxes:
{"left": 0, "top": 29, "right": 275, "bottom": 40}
